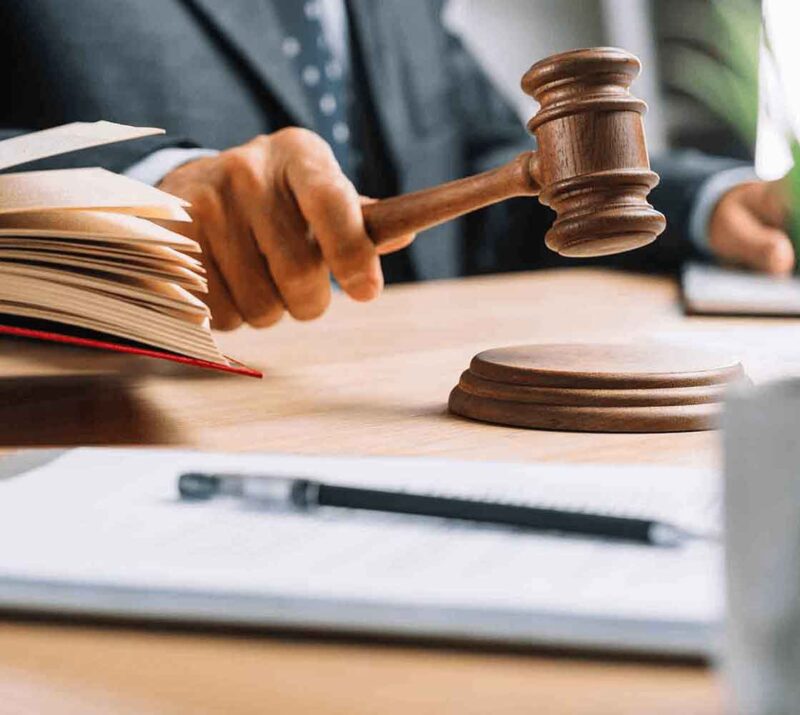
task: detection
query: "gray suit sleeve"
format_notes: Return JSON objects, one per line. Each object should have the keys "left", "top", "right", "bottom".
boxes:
{"left": 645, "top": 151, "right": 748, "bottom": 268}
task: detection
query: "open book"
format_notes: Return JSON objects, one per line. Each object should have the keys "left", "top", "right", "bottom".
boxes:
{"left": 0, "top": 122, "right": 259, "bottom": 377}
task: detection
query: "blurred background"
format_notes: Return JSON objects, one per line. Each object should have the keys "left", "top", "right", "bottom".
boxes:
{"left": 445, "top": 0, "right": 759, "bottom": 160}
{"left": 446, "top": 0, "right": 800, "bottom": 260}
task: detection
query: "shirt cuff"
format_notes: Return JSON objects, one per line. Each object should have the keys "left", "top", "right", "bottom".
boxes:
{"left": 688, "top": 166, "right": 759, "bottom": 255}
{"left": 124, "top": 147, "right": 219, "bottom": 186}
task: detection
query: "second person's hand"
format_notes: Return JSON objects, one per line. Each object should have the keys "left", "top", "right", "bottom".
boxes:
{"left": 708, "top": 179, "right": 795, "bottom": 275}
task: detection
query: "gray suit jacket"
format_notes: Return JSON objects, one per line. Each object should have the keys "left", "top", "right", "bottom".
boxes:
{"left": 1, "top": 0, "right": 739, "bottom": 279}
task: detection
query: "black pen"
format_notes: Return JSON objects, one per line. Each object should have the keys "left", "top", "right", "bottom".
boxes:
{"left": 178, "top": 472, "right": 692, "bottom": 547}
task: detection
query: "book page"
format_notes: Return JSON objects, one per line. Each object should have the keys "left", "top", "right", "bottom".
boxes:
{"left": 0, "top": 122, "right": 163, "bottom": 171}
{"left": 0, "top": 250, "right": 206, "bottom": 291}
{"left": 0, "top": 303, "right": 220, "bottom": 362}
{"left": 0, "top": 302, "right": 218, "bottom": 357}
{"left": 0, "top": 239, "right": 204, "bottom": 270}
{"left": 0, "top": 279, "right": 222, "bottom": 362}
{"left": 0, "top": 273, "right": 211, "bottom": 339}
{"left": 0, "top": 263, "right": 209, "bottom": 316}
{"left": 0, "top": 168, "right": 190, "bottom": 221}
{"left": 0, "top": 210, "right": 200, "bottom": 252}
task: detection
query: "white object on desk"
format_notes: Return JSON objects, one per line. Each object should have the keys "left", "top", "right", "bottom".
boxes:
{"left": 682, "top": 262, "right": 800, "bottom": 316}
{"left": 0, "top": 449, "right": 722, "bottom": 657}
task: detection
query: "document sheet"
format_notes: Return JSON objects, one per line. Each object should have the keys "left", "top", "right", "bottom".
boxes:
{"left": 0, "top": 121, "right": 163, "bottom": 171}
{"left": 682, "top": 262, "right": 800, "bottom": 316}
{"left": 0, "top": 449, "right": 722, "bottom": 656}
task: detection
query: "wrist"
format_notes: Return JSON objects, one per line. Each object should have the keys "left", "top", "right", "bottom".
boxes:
{"left": 689, "top": 166, "right": 759, "bottom": 256}
{"left": 125, "top": 147, "right": 220, "bottom": 187}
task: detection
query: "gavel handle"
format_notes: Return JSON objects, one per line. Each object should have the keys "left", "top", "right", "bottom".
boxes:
{"left": 362, "top": 151, "right": 540, "bottom": 247}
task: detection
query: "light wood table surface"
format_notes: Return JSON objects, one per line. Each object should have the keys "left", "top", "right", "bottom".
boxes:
{"left": 0, "top": 267, "right": 747, "bottom": 714}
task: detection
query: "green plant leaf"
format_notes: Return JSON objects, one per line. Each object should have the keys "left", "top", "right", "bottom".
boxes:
{"left": 668, "top": 46, "right": 758, "bottom": 145}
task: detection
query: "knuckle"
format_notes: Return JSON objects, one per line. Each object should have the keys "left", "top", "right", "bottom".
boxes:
{"left": 248, "top": 133, "right": 272, "bottom": 149}
{"left": 308, "top": 171, "right": 352, "bottom": 197}
{"left": 275, "top": 126, "right": 324, "bottom": 150}
{"left": 292, "top": 159, "right": 341, "bottom": 194}
{"left": 224, "top": 150, "right": 262, "bottom": 195}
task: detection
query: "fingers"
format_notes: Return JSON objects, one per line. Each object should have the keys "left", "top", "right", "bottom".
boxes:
{"left": 219, "top": 196, "right": 285, "bottom": 328}
{"left": 283, "top": 136, "right": 383, "bottom": 302}
{"left": 228, "top": 137, "right": 332, "bottom": 321}
{"left": 250, "top": 199, "right": 331, "bottom": 321}
{"left": 192, "top": 184, "right": 285, "bottom": 329}
{"left": 162, "top": 207, "right": 243, "bottom": 331}
{"left": 198, "top": 232, "right": 243, "bottom": 332}
{"left": 709, "top": 195, "right": 795, "bottom": 275}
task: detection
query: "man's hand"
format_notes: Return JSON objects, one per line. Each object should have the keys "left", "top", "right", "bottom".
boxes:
{"left": 159, "top": 129, "right": 415, "bottom": 330}
{"left": 708, "top": 180, "right": 795, "bottom": 275}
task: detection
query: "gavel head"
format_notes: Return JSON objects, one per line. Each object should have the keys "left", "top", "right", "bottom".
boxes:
{"left": 522, "top": 48, "right": 666, "bottom": 258}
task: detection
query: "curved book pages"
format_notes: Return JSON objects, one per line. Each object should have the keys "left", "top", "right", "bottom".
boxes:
{"left": 0, "top": 122, "right": 260, "bottom": 378}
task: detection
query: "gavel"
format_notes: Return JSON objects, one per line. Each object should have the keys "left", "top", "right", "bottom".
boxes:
{"left": 361, "top": 47, "right": 666, "bottom": 258}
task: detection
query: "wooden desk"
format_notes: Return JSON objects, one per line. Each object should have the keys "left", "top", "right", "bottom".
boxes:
{"left": 0, "top": 269, "right": 729, "bottom": 714}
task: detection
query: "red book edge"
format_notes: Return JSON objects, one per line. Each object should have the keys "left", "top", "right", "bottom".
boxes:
{"left": 0, "top": 324, "right": 263, "bottom": 378}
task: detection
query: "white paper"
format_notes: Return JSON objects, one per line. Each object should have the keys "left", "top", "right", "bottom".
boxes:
{"left": 0, "top": 122, "right": 164, "bottom": 172}
{"left": 0, "top": 168, "right": 190, "bottom": 221}
{"left": 0, "top": 449, "right": 722, "bottom": 655}
{"left": 681, "top": 263, "right": 800, "bottom": 317}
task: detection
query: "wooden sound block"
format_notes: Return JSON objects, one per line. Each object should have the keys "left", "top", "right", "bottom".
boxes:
{"left": 448, "top": 344, "right": 745, "bottom": 433}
